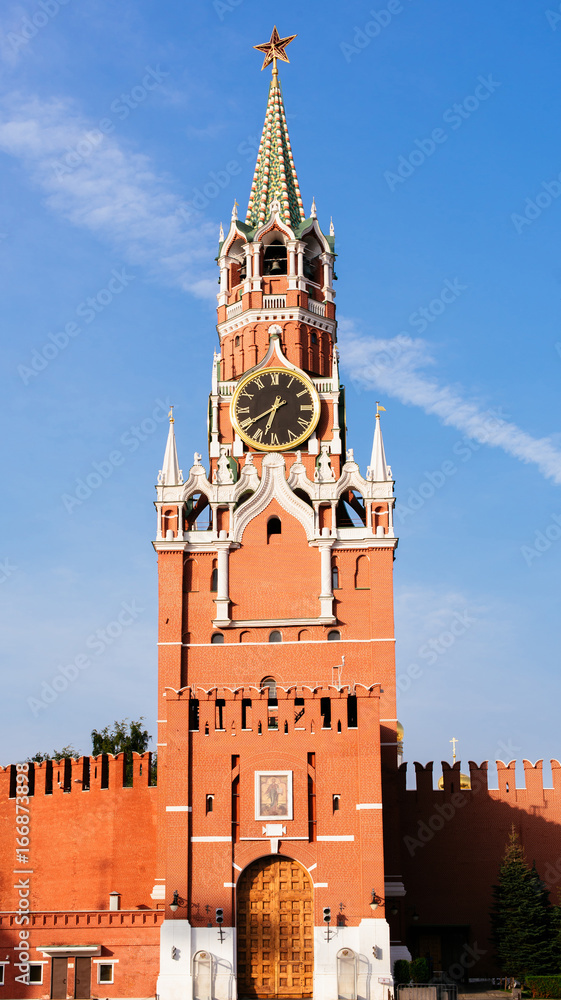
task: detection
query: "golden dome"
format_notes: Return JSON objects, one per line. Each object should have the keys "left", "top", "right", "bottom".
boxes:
{"left": 438, "top": 772, "right": 471, "bottom": 790}
{"left": 396, "top": 721, "right": 404, "bottom": 742}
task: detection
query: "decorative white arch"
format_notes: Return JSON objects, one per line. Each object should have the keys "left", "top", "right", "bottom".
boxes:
{"left": 232, "top": 453, "right": 314, "bottom": 543}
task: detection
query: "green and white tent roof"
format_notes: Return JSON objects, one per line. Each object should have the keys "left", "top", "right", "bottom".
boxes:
{"left": 246, "top": 76, "right": 305, "bottom": 232}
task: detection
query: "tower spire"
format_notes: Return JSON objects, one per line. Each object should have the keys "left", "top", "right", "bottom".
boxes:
{"left": 367, "top": 403, "right": 391, "bottom": 482}
{"left": 247, "top": 28, "right": 305, "bottom": 230}
{"left": 158, "top": 407, "right": 183, "bottom": 486}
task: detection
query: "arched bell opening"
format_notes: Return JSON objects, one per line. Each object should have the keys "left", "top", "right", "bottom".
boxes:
{"left": 226, "top": 236, "right": 247, "bottom": 294}
{"left": 185, "top": 492, "right": 212, "bottom": 531}
{"left": 336, "top": 489, "right": 366, "bottom": 528}
{"left": 262, "top": 239, "right": 287, "bottom": 276}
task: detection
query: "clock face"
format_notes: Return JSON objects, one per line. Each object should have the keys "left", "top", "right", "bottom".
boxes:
{"left": 231, "top": 367, "right": 321, "bottom": 451}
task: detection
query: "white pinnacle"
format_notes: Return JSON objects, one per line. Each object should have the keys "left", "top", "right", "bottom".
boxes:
{"left": 158, "top": 408, "right": 183, "bottom": 486}
{"left": 368, "top": 411, "right": 390, "bottom": 482}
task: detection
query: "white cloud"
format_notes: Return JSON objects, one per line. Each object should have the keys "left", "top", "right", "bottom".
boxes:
{"left": 0, "top": 92, "right": 217, "bottom": 297}
{"left": 340, "top": 322, "right": 561, "bottom": 485}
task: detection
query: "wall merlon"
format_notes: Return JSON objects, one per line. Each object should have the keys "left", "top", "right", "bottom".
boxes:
{"left": 468, "top": 759, "right": 489, "bottom": 792}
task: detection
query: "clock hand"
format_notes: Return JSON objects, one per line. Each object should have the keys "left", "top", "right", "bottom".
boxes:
{"left": 245, "top": 397, "right": 286, "bottom": 427}
{"left": 265, "top": 397, "right": 285, "bottom": 433}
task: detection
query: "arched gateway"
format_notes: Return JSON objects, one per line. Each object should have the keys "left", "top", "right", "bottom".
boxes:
{"left": 236, "top": 856, "right": 313, "bottom": 998}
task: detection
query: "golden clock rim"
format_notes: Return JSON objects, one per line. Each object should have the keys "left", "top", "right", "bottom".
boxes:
{"left": 230, "top": 366, "right": 321, "bottom": 452}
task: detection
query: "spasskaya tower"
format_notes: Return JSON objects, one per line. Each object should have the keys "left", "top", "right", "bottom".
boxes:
{"left": 153, "top": 27, "right": 405, "bottom": 1000}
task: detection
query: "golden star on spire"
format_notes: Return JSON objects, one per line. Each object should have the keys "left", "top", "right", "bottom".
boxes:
{"left": 254, "top": 26, "right": 297, "bottom": 80}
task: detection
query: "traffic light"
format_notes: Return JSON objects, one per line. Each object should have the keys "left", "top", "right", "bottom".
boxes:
{"left": 216, "top": 908, "right": 224, "bottom": 925}
{"left": 323, "top": 907, "right": 331, "bottom": 924}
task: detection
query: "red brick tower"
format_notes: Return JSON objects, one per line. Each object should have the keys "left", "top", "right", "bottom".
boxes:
{"left": 153, "top": 28, "right": 401, "bottom": 1000}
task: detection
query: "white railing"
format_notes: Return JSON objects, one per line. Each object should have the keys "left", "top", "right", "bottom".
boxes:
{"left": 226, "top": 301, "right": 243, "bottom": 319}
{"left": 308, "top": 299, "right": 326, "bottom": 317}
{"left": 263, "top": 295, "right": 286, "bottom": 309}
{"left": 314, "top": 380, "right": 333, "bottom": 393}
{"left": 218, "top": 382, "right": 236, "bottom": 396}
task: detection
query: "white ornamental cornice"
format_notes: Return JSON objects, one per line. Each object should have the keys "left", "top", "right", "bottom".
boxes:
{"left": 233, "top": 453, "right": 260, "bottom": 502}
{"left": 232, "top": 452, "right": 314, "bottom": 543}
{"left": 217, "top": 304, "right": 336, "bottom": 341}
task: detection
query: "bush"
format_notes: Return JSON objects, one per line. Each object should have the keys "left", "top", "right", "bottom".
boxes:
{"left": 526, "top": 976, "right": 561, "bottom": 998}
{"left": 410, "top": 958, "right": 430, "bottom": 984}
{"left": 394, "top": 960, "right": 411, "bottom": 985}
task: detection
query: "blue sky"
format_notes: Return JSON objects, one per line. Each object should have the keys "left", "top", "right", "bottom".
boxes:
{"left": 1, "top": 0, "right": 560, "bottom": 786}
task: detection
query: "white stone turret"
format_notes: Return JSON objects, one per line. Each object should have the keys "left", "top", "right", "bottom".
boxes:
{"left": 157, "top": 409, "right": 183, "bottom": 486}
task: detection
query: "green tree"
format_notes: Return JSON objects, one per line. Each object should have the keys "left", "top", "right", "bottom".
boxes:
{"left": 90, "top": 718, "right": 150, "bottom": 756}
{"left": 393, "top": 960, "right": 411, "bottom": 985}
{"left": 27, "top": 746, "right": 80, "bottom": 762}
{"left": 91, "top": 718, "right": 153, "bottom": 786}
{"left": 410, "top": 958, "right": 429, "bottom": 984}
{"left": 491, "top": 826, "right": 560, "bottom": 979}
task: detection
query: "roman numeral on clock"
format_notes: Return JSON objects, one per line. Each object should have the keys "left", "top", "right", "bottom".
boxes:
{"left": 253, "top": 428, "right": 263, "bottom": 442}
{"left": 300, "top": 404, "right": 313, "bottom": 411}
{"left": 240, "top": 418, "right": 252, "bottom": 430}
{"left": 269, "top": 372, "right": 280, "bottom": 385}
{"left": 254, "top": 377, "right": 264, "bottom": 390}
{"left": 269, "top": 432, "right": 280, "bottom": 446}
{"left": 237, "top": 407, "right": 250, "bottom": 414}
{"left": 297, "top": 417, "right": 309, "bottom": 429}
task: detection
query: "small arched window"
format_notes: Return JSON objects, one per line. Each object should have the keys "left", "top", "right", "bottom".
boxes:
{"left": 332, "top": 563, "right": 340, "bottom": 590}
{"left": 311, "top": 331, "right": 318, "bottom": 345}
{"left": 206, "top": 794, "right": 214, "bottom": 814}
{"left": 267, "top": 516, "right": 282, "bottom": 542}
{"left": 269, "top": 630, "right": 282, "bottom": 643}
{"left": 333, "top": 794, "right": 340, "bottom": 812}
{"left": 211, "top": 633, "right": 224, "bottom": 645}
{"left": 210, "top": 560, "right": 218, "bottom": 592}
{"left": 327, "top": 630, "right": 341, "bottom": 641}
{"left": 235, "top": 335, "right": 240, "bottom": 347}
{"left": 261, "top": 677, "right": 277, "bottom": 700}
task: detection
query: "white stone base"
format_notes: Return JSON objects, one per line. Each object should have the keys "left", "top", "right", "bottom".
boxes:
{"left": 313, "top": 918, "right": 392, "bottom": 1000}
{"left": 157, "top": 918, "right": 393, "bottom": 1000}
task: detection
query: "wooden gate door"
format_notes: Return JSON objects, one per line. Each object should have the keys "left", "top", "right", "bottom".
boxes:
{"left": 237, "top": 856, "right": 313, "bottom": 999}
{"left": 74, "top": 957, "right": 91, "bottom": 999}
{"left": 51, "top": 958, "right": 68, "bottom": 999}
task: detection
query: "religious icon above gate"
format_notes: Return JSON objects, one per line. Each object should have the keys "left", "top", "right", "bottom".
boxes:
{"left": 255, "top": 770, "right": 293, "bottom": 820}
